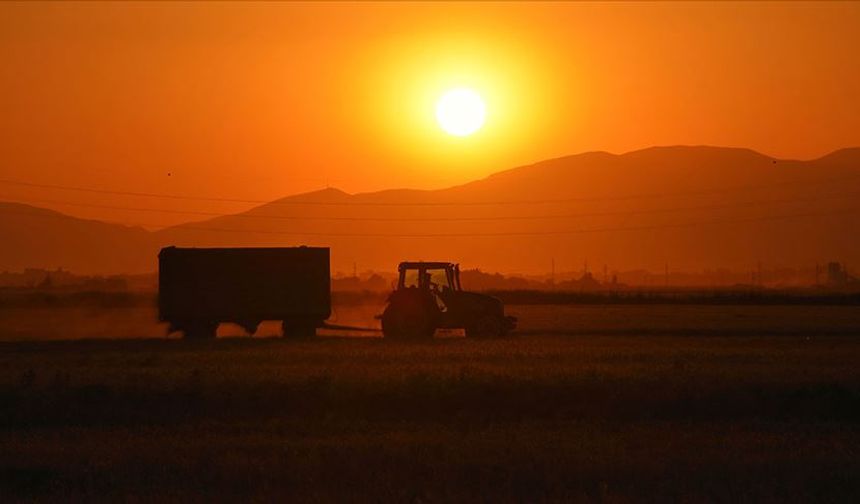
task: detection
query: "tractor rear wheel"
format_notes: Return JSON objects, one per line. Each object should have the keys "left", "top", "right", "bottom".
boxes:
{"left": 381, "top": 303, "right": 436, "bottom": 340}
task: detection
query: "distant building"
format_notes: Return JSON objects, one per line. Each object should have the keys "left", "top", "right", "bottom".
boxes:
{"left": 826, "top": 262, "right": 857, "bottom": 288}
{"left": 556, "top": 271, "right": 602, "bottom": 292}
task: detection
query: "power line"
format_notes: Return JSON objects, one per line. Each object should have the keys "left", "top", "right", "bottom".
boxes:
{"left": 1, "top": 204, "right": 856, "bottom": 237}
{"left": 2, "top": 189, "right": 859, "bottom": 223}
{"left": 153, "top": 208, "right": 860, "bottom": 237}
{"left": 1, "top": 171, "right": 859, "bottom": 207}
{"left": 0, "top": 179, "right": 266, "bottom": 204}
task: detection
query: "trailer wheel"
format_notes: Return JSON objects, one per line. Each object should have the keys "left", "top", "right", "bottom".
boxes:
{"left": 282, "top": 320, "right": 317, "bottom": 338}
{"left": 182, "top": 321, "right": 218, "bottom": 340}
{"left": 238, "top": 320, "right": 261, "bottom": 336}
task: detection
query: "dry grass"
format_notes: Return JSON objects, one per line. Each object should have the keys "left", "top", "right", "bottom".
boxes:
{"left": 0, "top": 310, "right": 859, "bottom": 501}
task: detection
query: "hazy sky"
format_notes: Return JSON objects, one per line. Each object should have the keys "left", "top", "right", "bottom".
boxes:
{"left": 1, "top": 2, "right": 859, "bottom": 226}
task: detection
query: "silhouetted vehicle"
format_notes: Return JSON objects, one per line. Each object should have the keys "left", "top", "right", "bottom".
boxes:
{"left": 380, "top": 261, "right": 516, "bottom": 339}
{"left": 159, "top": 246, "right": 330, "bottom": 339}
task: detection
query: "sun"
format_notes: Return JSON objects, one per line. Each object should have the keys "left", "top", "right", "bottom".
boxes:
{"left": 435, "top": 88, "right": 486, "bottom": 137}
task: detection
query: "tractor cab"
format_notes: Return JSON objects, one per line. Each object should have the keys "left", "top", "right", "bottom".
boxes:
{"left": 397, "top": 262, "right": 461, "bottom": 314}
{"left": 398, "top": 261, "right": 461, "bottom": 292}
{"left": 381, "top": 261, "right": 516, "bottom": 339}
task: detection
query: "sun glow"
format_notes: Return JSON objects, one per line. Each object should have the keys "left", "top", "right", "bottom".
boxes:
{"left": 355, "top": 32, "right": 564, "bottom": 179}
{"left": 435, "top": 88, "right": 486, "bottom": 136}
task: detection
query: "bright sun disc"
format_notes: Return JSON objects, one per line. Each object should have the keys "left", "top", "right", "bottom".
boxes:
{"left": 435, "top": 88, "right": 486, "bottom": 136}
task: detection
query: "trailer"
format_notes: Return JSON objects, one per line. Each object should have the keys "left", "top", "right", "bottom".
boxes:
{"left": 158, "top": 246, "right": 331, "bottom": 339}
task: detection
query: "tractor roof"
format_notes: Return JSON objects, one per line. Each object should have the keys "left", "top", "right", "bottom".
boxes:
{"left": 398, "top": 261, "right": 455, "bottom": 270}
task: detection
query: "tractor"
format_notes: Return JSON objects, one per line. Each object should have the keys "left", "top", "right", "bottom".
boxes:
{"left": 380, "top": 262, "right": 516, "bottom": 339}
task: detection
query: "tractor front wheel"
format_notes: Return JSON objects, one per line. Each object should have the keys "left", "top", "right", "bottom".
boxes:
{"left": 465, "top": 315, "right": 506, "bottom": 338}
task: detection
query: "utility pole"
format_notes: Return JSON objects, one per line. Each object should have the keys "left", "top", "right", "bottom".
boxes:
{"left": 665, "top": 262, "right": 669, "bottom": 288}
{"left": 757, "top": 261, "right": 763, "bottom": 287}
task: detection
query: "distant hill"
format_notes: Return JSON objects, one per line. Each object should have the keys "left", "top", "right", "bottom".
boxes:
{"left": 157, "top": 145, "right": 860, "bottom": 274}
{"left": 3, "top": 146, "right": 860, "bottom": 275}
{"left": 0, "top": 202, "right": 158, "bottom": 274}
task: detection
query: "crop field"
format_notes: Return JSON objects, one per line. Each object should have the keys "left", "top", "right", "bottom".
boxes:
{"left": 1, "top": 302, "right": 859, "bottom": 501}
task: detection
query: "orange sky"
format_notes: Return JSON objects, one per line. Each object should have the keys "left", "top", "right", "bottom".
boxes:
{"left": 1, "top": 2, "right": 859, "bottom": 227}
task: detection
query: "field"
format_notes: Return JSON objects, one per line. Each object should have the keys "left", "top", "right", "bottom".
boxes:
{"left": 1, "top": 302, "right": 859, "bottom": 501}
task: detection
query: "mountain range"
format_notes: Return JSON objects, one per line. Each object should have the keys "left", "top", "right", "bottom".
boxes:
{"left": 3, "top": 145, "right": 859, "bottom": 275}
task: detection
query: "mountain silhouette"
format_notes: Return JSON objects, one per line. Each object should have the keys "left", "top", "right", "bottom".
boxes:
{"left": 3, "top": 146, "right": 859, "bottom": 275}
{"left": 0, "top": 202, "right": 159, "bottom": 274}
